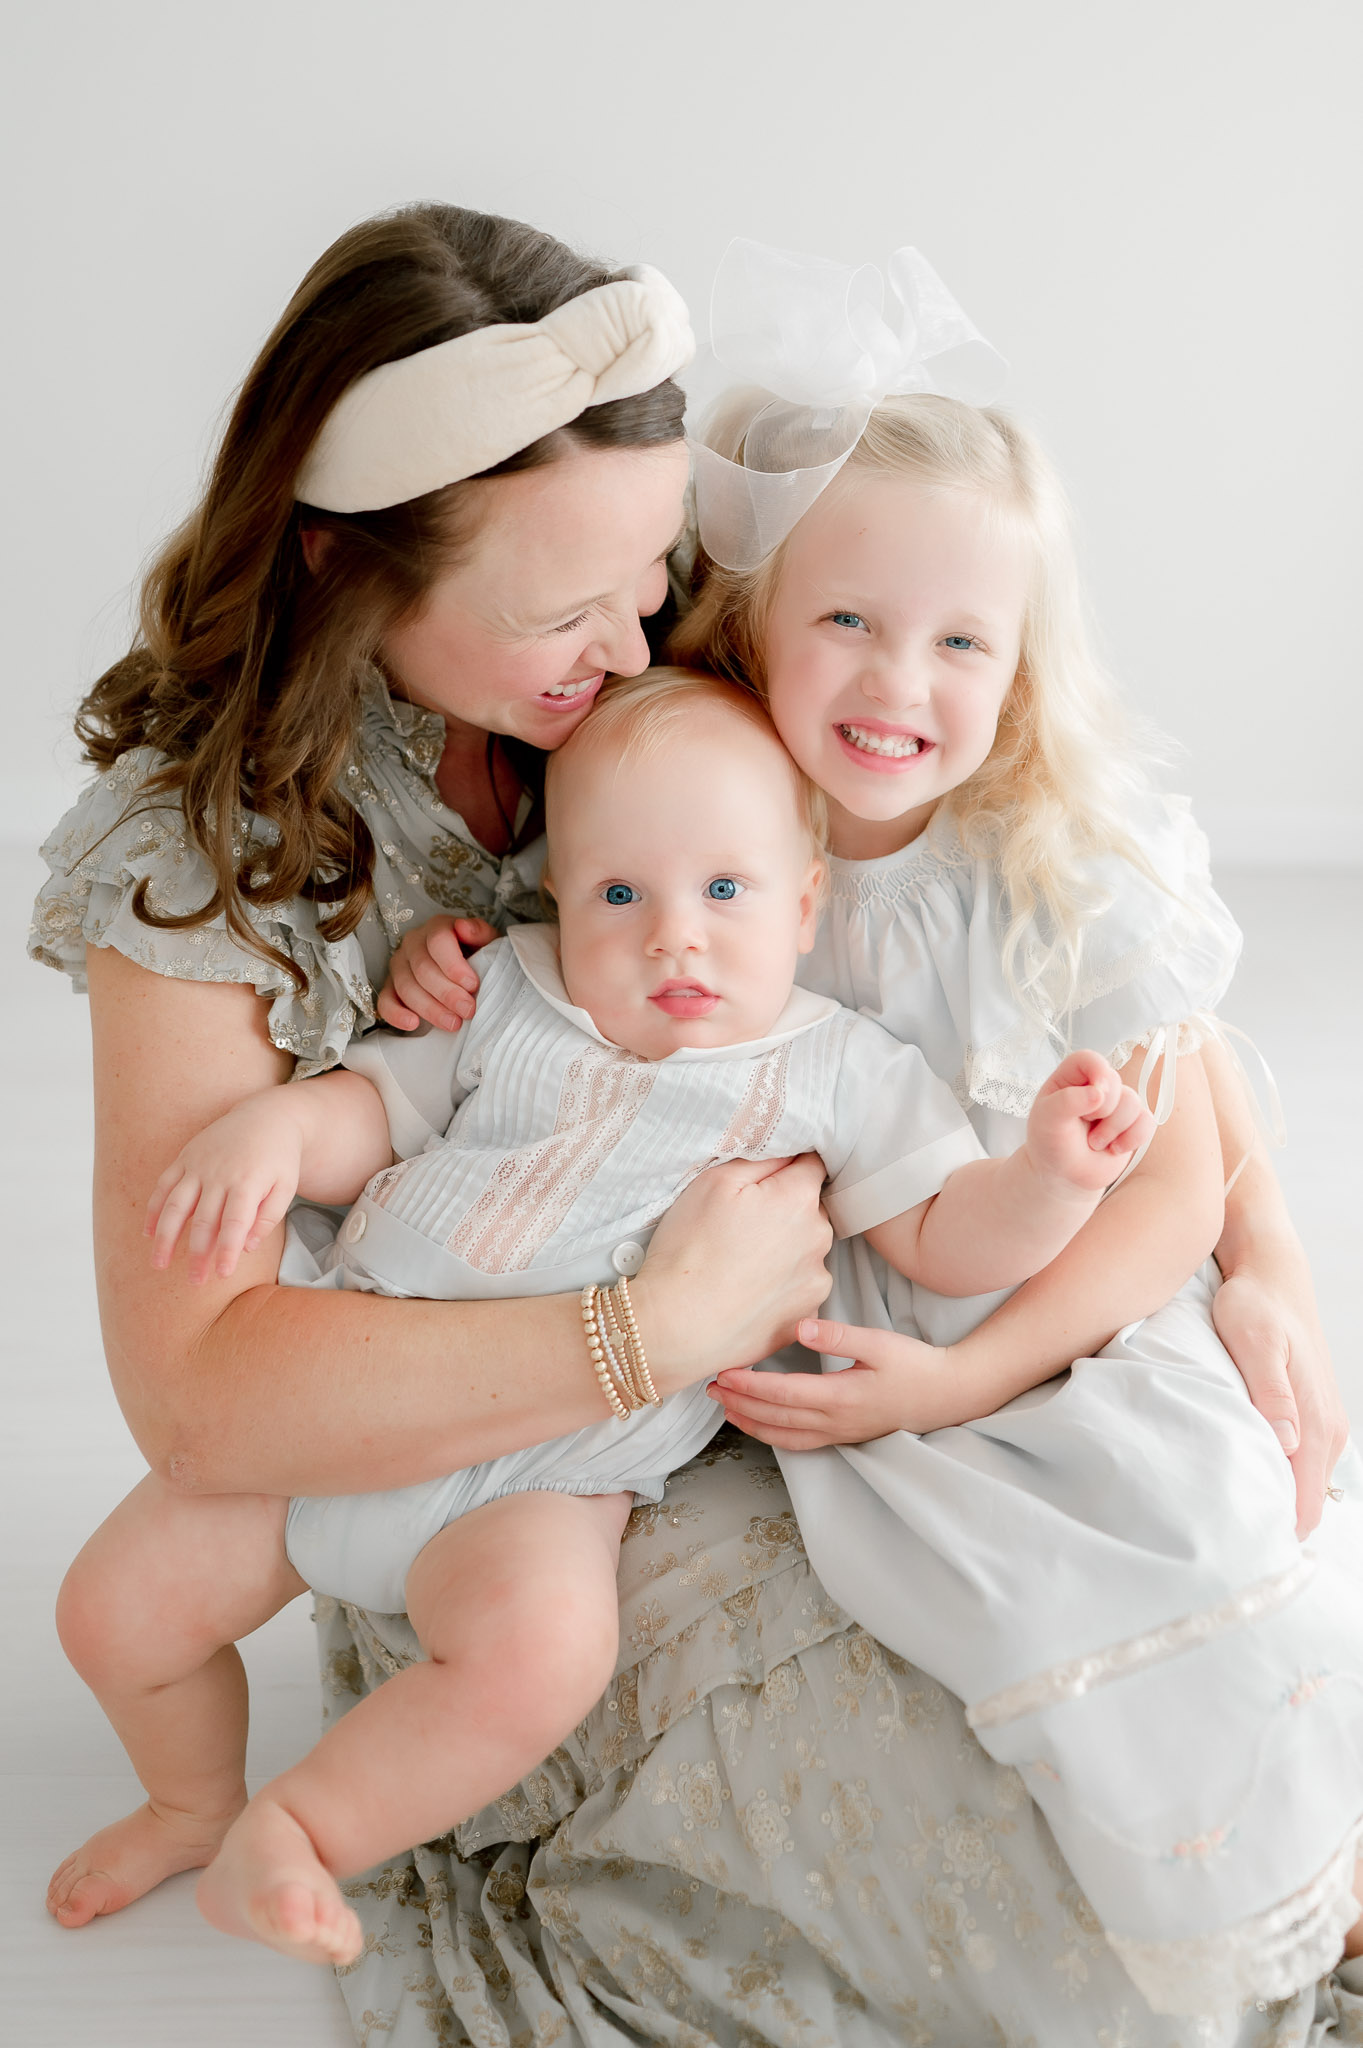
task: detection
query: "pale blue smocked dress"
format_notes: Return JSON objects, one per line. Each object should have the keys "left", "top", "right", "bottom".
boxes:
{"left": 32, "top": 682, "right": 1363, "bottom": 2045}
{"left": 785, "top": 794, "right": 1363, "bottom": 2022}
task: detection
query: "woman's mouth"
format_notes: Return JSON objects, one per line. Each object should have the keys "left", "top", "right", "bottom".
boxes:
{"left": 835, "top": 721, "right": 933, "bottom": 771}
{"left": 538, "top": 672, "right": 604, "bottom": 712}
{"left": 650, "top": 979, "right": 719, "bottom": 1018}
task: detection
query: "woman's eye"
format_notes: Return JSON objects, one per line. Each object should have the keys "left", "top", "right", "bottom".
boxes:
{"left": 943, "top": 634, "right": 978, "bottom": 651}
{"left": 550, "top": 611, "right": 591, "bottom": 635}
{"left": 603, "top": 883, "right": 639, "bottom": 906}
{"left": 706, "top": 878, "right": 744, "bottom": 901}
{"left": 830, "top": 611, "right": 866, "bottom": 631}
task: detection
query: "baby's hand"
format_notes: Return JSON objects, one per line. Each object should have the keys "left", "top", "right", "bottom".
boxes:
{"left": 1026, "top": 1049, "right": 1155, "bottom": 1197}
{"left": 376, "top": 915, "right": 498, "bottom": 1033}
{"left": 145, "top": 1096, "right": 306, "bottom": 1283}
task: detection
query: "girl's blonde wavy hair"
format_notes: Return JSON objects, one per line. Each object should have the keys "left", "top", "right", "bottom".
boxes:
{"left": 671, "top": 392, "right": 1162, "bottom": 1031}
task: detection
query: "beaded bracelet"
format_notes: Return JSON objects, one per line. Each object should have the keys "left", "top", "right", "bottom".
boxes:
{"left": 581, "top": 1283, "right": 629, "bottom": 1419}
{"left": 581, "top": 1276, "right": 661, "bottom": 1416}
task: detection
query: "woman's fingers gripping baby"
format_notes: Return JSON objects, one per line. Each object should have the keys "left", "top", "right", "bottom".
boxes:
{"left": 376, "top": 915, "right": 498, "bottom": 1032}
{"left": 1028, "top": 1049, "right": 1155, "bottom": 1195}
{"left": 145, "top": 1098, "right": 306, "bottom": 1284}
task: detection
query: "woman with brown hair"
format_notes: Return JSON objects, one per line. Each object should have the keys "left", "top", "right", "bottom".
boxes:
{"left": 31, "top": 202, "right": 1351, "bottom": 2044}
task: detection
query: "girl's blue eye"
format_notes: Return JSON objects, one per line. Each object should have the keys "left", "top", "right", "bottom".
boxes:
{"left": 603, "top": 884, "right": 639, "bottom": 906}
{"left": 706, "top": 878, "right": 743, "bottom": 901}
{"left": 830, "top": 611, "right": 866, "bottom": 630}
{"left": 943, "top": 634, "right": 977, "bottom": 651}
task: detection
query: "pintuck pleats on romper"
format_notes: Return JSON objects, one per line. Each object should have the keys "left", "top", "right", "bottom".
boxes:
{"left": 280, "top": 923, "right": 986, "bottom": 1615}
{"left": 783, "top": 794, "right": 1363, "bottom": 2018}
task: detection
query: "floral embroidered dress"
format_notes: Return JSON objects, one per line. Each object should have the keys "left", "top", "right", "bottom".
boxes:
{"left": 785, "top": 797, "right": 1363, "bottom": 2024}
{"left": 30, "top": 682, "right": 1363, "bottom": 2046}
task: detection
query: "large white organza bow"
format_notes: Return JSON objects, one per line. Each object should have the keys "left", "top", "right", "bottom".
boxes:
{"left": 692, "top": 239, "right": 1006, "bottom": 571}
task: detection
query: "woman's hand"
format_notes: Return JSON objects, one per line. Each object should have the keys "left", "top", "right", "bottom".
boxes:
{"left": 1212, "top": 1248, "right": 1349, "bottom": 1537}
{"left": 712, "top": 1317, "right": 961, "bottom": 1447}
{"left": 376, "top": 915, "right": 499, "bottom": 1032}
{"left": 631, "top": 1154, "right": 833, "bottom": 1392}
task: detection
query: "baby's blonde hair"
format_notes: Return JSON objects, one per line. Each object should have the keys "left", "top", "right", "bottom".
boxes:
{"left": 546, "top": 665, "right": 828, "bottom": 863}
{"left": 672, "top": 394, "right": 1163, "bottom": 1030}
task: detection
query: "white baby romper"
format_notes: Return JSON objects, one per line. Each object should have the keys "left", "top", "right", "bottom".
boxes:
{"left": 282, "top": 922, "right": 986, "bottom": 1614}
{"left": 784, "top": 794, "right": 1363, "bottom": 2020}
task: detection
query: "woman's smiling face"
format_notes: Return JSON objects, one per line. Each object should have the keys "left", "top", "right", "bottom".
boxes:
{"left": 762, "top": 470, "right": 1031, "bottom": 859}
{"left": 381, "top": 440, "right": 690, "bottom": 749}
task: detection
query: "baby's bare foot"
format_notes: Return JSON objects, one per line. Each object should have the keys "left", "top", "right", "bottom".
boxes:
{"left": 196, "top": 1798, "right": 362, "bottom": 1966}
{"left": 47, "top": 1797, "right": 245, "bottom": 1928}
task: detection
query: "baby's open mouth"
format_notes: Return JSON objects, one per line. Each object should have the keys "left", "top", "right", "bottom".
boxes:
{"left": 838, "top": 723, "right": 925, "bottom": 759}
{"left": 650, "top": 980, "right": 719, "bottom": 1017}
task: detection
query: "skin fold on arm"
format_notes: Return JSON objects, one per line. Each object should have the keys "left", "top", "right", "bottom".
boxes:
{"left": 89, "top": 946, "right": 832, "bottom": 1500}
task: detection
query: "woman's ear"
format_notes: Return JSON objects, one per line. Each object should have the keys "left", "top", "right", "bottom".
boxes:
{"left": 299, "top": 525, "right": 333, "bottom": 573}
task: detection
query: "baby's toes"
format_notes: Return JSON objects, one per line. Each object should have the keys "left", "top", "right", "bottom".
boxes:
{"left": 51, "top": 1870, "right": 121, "bottom": 1927}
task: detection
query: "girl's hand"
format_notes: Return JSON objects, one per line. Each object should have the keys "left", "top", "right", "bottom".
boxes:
{"left": 711, "top": 1316, "right": 963, "bottom": 1447}
{"left": 376, "top": 915, "right": 499, "bottom": 1032}
{"left": 1027, "top": 1049, "right": 1155, "bottom": 1195}
{"left": 144, "top": 1097, "right": 306, "bottom": 1284}
{"left": 1212, "top": 1254, "right": 1349, "bottom": 1538}
{"left": 631, "top": 1155, "right": 833, "bottom": 1393}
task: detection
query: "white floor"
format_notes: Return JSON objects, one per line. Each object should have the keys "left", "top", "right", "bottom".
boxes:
{"left": 2, "top": 847, "right": 1359, "bottom": 2047}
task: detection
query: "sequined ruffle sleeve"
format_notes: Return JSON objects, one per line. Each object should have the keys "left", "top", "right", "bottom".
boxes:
{"left": 28, "top": 745, "right": 376, "bottom": 1077}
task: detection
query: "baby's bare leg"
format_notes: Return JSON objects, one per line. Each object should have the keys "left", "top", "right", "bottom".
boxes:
{"left": 48, "top": 1473, "right": 305, "bottom": 1927}
{"left": 197, "top": 1488, "right": 632, "bottom": 1966}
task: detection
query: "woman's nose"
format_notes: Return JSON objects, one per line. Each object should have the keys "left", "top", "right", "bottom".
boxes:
{"left": 597, "top": 608, "right": 652, "bottom": 679}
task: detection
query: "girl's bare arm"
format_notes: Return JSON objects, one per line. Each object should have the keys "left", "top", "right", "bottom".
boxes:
{"left": 89, "top": 946, "right": 833, "bottom": 1499}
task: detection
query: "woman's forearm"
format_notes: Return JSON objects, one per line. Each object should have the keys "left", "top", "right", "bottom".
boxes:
{"left": 145, "top": 1278, "right": 601, "bottom": 1496}
{"left": 1215, "top": 1139, "right": 1302, "bottom": 1275}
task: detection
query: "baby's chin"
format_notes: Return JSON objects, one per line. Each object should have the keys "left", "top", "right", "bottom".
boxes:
{"left": 592, "top": 998, "right": 789, "bottom": 1060}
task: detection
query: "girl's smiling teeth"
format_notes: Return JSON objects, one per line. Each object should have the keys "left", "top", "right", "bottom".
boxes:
{"left": 838, "top": 722, "right": 927, "bottom": 759}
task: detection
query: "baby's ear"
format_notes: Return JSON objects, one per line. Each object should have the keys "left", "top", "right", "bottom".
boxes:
{"left": 796, "top": 857, "right": 826, "bottom": 951}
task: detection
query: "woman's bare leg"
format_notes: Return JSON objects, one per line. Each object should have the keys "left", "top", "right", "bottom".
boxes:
{"left": 197, "top": 1488, "right": 632, "bottom": 1966}
{"left": 48, "top": 1474, "right": 305, "bottom": 1926}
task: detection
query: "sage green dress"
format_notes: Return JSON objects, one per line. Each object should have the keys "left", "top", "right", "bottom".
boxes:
{"left": 30, "top": 675, "right": 1363, "bottom": 2047}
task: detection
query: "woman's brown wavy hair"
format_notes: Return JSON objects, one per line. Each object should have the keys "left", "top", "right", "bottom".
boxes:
{"left": 77, "top": 203, "right": 685, "bottom": 987}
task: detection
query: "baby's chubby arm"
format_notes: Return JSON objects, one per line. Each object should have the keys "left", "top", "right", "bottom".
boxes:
{"left": 145, "top": 1069, "right": 394, "bottom": 1284}
{"left": 864, "top": 1050, "right": 1153, "bottom": 1294}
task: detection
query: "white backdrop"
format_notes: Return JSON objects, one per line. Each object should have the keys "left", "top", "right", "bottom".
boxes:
{"left": 7, "top": 0, "right": 1361, "bottom": 861}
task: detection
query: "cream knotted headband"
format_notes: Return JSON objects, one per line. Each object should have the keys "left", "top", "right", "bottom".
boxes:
{"left": 295, "top": 265, "right": 695, "bottom": 514}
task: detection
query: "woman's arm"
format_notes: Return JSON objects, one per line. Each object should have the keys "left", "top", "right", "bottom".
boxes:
{"left": 89, "top": 946, "right": 833, "bottom": 1499}
{"left": 1201, "top": 1034, "right": 1348, "bottom": 1534}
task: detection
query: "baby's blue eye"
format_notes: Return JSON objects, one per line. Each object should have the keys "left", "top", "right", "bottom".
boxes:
{"left": 706, "top": 878, "right": 743, "bottom": 900}
{"left": 603, "top": 884, "right": 639, "bottom": 906}
{"left": 830, "top": 611, "right": 866, "bottom": 630}
{"left": 943, "top": 634, "right": 977, "bottom": 651}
